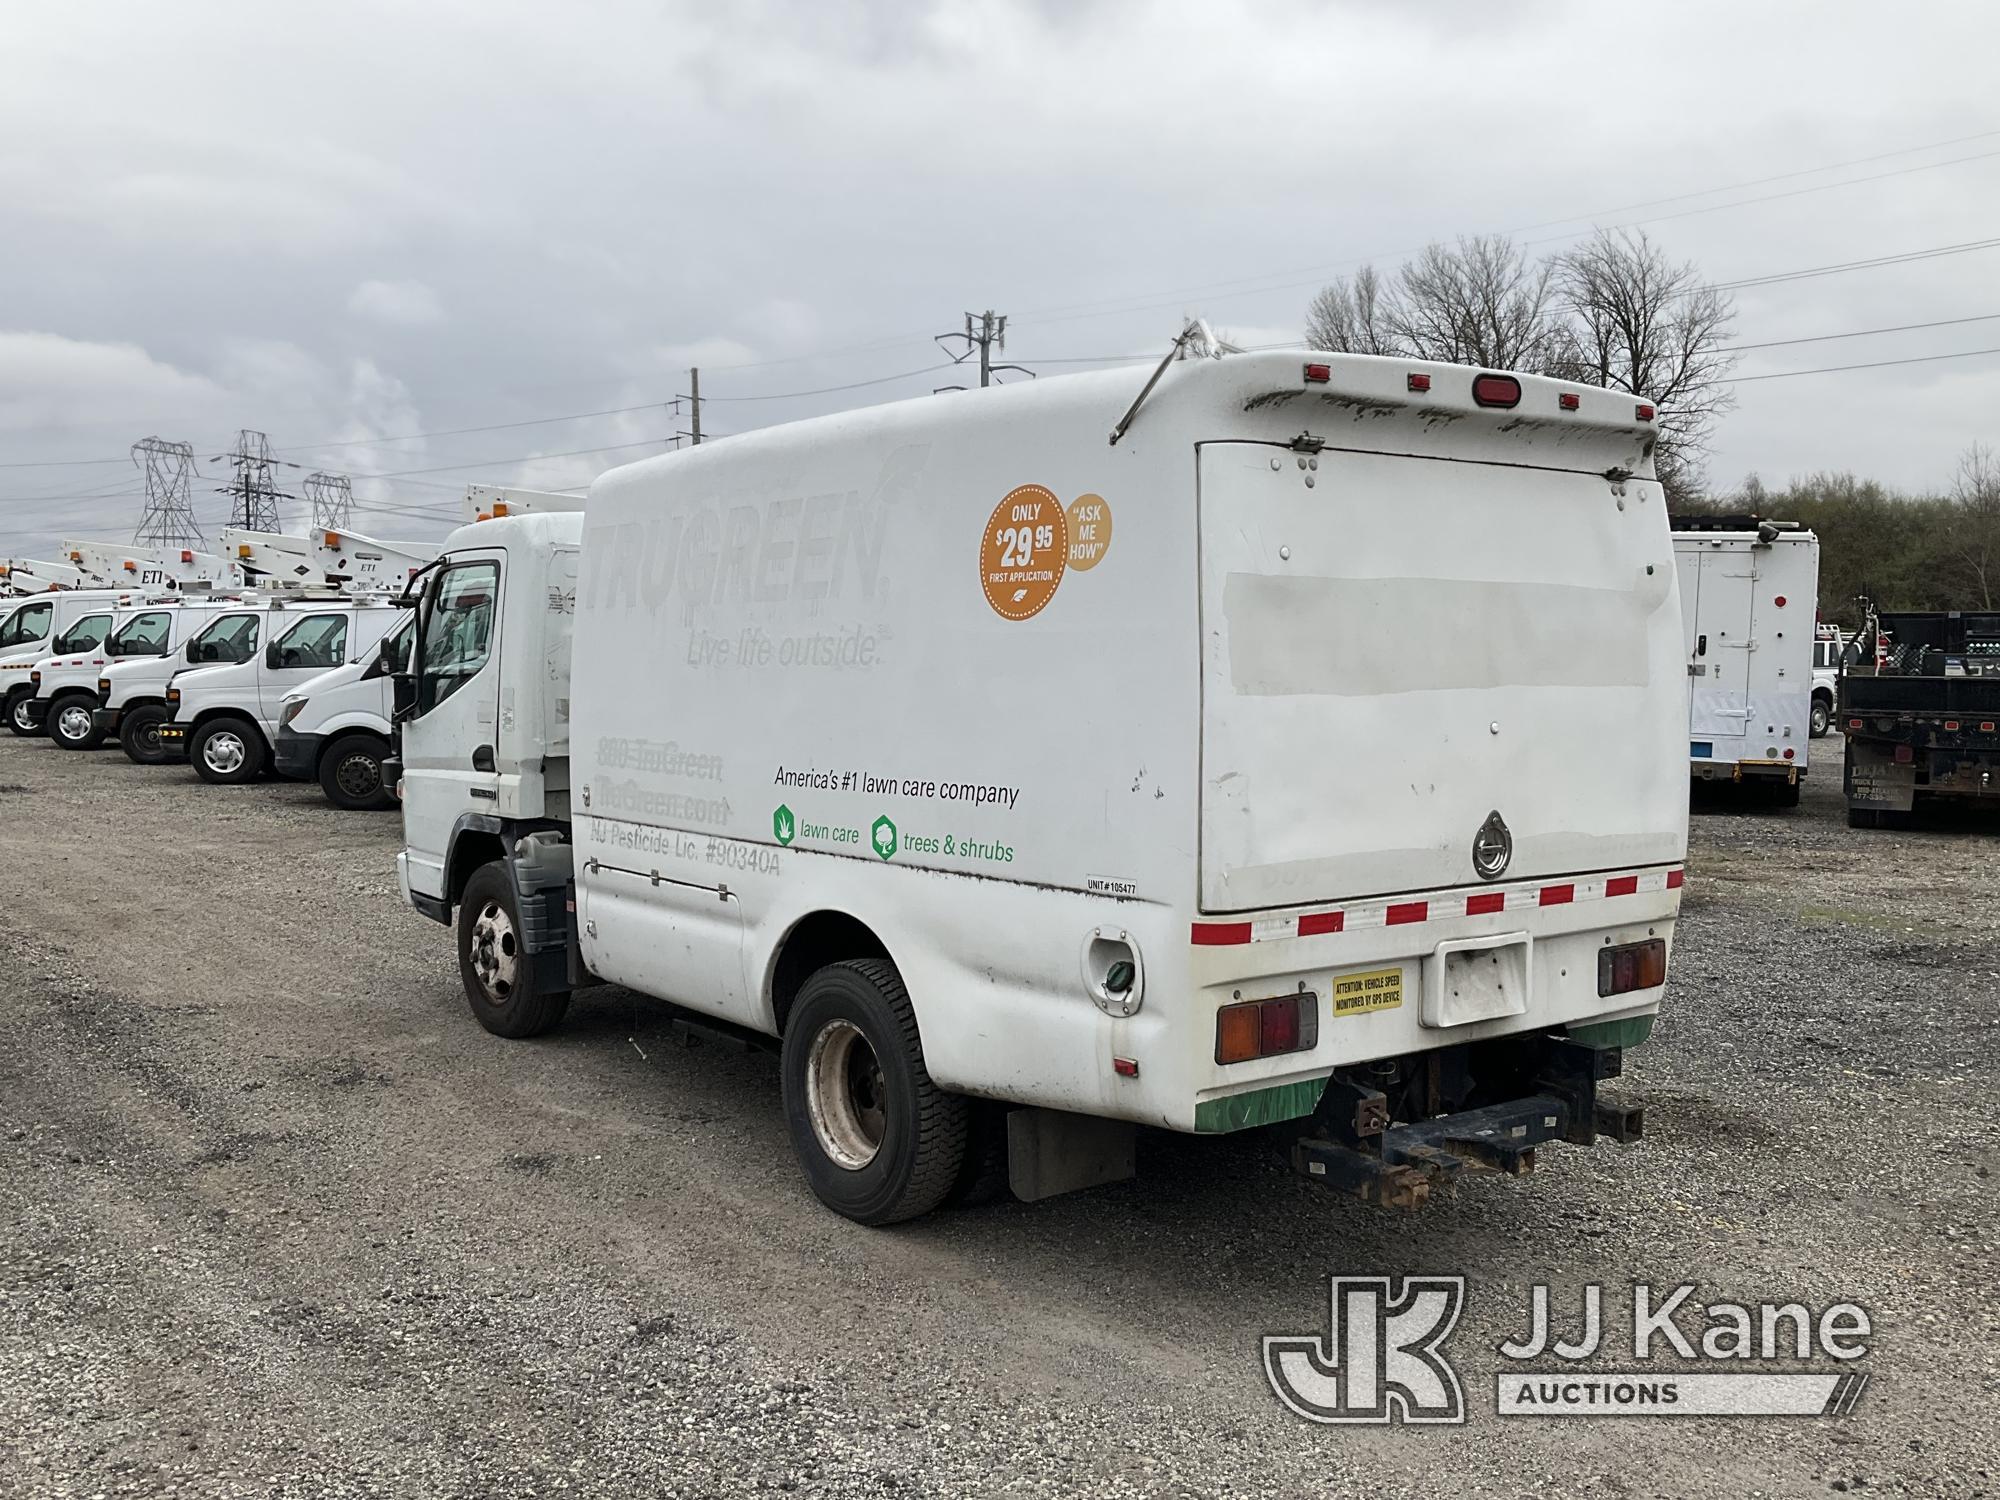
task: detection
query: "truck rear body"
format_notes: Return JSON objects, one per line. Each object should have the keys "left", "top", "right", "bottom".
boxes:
{"left": 1842, "top": 611, "right": 2000, "bottom": 819}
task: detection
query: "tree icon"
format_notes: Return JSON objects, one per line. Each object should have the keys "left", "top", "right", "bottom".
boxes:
{"left": 871, "top": 815, "right": 898, "bottom": 861}
{"left": 773, "top": 804, "right": 795, "bottom": 846}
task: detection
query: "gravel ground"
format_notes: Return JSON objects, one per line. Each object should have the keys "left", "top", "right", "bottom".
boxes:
{"left": 0, "top": 734, "right": 1996, "bottom": 1499}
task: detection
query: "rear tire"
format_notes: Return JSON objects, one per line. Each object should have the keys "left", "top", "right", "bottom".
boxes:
{"left": 189, "top": 715, "right": 266, "bottom": 784}
{"left": 780, "top": 958, "right": 968, "bottom": 1226}
{"left": 1810, "top": 696, "right": 1833, "bottom": 738}
{"left": 1847, "top": 806, "right": 1879, "bottom": 828}
{"left": 457, "top": 862, "right": 570, "bottom": 1038}
{"left": 119, "top": 704, "right": 172, "bottom": 765}
{"left": 318, "top": 733, "right": 394, "bottom": 811}
{"left": 1771, "top": 778, "right": 1802, "bottom": 808}
{"left": 48, "top": 692, "right": 103, "bottom": 751}
{"left": 5, "top": 688, "right": 35, "bottom": 737}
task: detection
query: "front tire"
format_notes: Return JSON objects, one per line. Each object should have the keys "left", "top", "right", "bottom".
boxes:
{"left": 319, "top": 733, "right": 394, "bottom": 811}
{"left": 119, "top": 704, "right": 172, "bottom": 765}
{"left": 780, "top": 958, "right": 968, "bottom": 1226}
{"left": 456, "top": 862, "right": 570, "bottom": 1038}
{"left": 190, "top": 716, "right": 266, "bottom": 784}
{"left": 6, "top": 688, "right": 40, "bottom": 737}
{"left": 48, "top": 692, "right": 103, "bottom": 751}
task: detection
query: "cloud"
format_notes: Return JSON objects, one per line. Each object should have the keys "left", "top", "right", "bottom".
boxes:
{"left": 346, "top": 279, "right": 445, "bottom": 327}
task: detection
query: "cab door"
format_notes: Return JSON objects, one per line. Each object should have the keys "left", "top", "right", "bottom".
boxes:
{"left": 256, "top": 612, "right": 351, "bottom": 735}
{"left": 398, "top": 553, "right": 505, "bottom": 901}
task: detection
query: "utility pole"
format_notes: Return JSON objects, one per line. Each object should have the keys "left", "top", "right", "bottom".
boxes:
{"left": 130, "top": 436, "right": 204, "bottom": 548}
{"left": 302, "top": 471, "right": 353, "bottom": 529}
{"left": 675, "top": 366, "right": 704, "bottom": 446}
{"left": 213, "top": 429, "right": 294, "bottom": 532}
{"left": 937, "top": 310, "right": 1033, "bottom": 389}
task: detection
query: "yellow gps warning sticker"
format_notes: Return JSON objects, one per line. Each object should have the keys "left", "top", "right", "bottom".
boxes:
{"left": 1332, "top": 966, "right": 1404, "bottom": 1017}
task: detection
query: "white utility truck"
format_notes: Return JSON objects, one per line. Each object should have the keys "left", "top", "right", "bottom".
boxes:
{"left": 158, "top": 597, "right": 405, "bottom": 783}
{"left": 220, "top": 530, "right": 336, "bottom": 589}
{"left": 1670, "top": 517, "right": 1821, "bottom": 803}
{"left": 271, "top": 617, "right": 412, "bottom": 809}
{"left": 309, "top": 528, "right": 439, "bottom": 592}
{"left": 2, "top": 560, "right": 95, "bottom": 592}
{"left": 461, "top": 483, "right": 586, "bottom": 524}
{"left": 1, "top": 592, "right": 143, "bottom": 736}
{"left": 396, "top": 348, "right": 1688, "bottom": 1221}
{"left": 27, "top": 599, "right": 201, "bottom": 749}
{"left": 56, "top": 540, "right": 246, "bottom": 592}
{"left": 95, "top": 600, "right": 291, "bottom": 763}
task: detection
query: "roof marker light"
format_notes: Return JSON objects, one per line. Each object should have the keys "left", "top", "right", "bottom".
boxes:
{"left": 1303, "top": 362, "right": 1331, "bottom": 384}
{"left": 180, "top": 549, "right": 193, "bottom": 563}
{"left": 1636, "top": 403, "right": 1656, "bottom": 421}
{"left": 1472, "top": 373, "right": 1521, "bottom": 408}
{"left": 1558, "top": 392, "right": 1581, "bottom": 411}
{"left": 1406, "top": 372, "right": 1431, "bottom": 394}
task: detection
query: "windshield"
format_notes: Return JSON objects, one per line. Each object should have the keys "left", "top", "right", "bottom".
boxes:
{"left": 0, "top": 600, "right": 53, "bottom": 649}
{"left": 52, "top": 614, "right": 110, "bottom": 653}
{"left": 272, "top": 612, "right": 348, "bottom": 670}
{"left": 188, "top": 613, "right": 260, "bottom": 664}
{"left": 108, "top": 610, "right": 173, "bottom": 657}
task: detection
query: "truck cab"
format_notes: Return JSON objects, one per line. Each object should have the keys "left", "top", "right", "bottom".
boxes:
{"left": 272, "top": 616, "right": 413, "bottom": 809}
{"left": 158, "top": 597, "right": 406, "bottom": 783}
{"left": 35, "top": 601, "right": 231, "bottom": 751}
{"left": 1, "top": 591, "right": 135, "bottom": 735}
{"left": 96, "top": 602, "right": 274, "bottom": 763}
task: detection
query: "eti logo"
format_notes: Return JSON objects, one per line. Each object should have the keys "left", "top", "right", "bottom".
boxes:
{"left": 1263, "top": 1276, "right": 1466, "bottom": 1425}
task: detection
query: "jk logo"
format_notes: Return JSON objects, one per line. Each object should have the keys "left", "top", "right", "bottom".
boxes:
{"left": 1263, "top": 1276, "right": 1467, "bottom": 1424}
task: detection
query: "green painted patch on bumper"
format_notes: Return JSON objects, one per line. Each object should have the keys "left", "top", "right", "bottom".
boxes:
{"left": 1566, "top": 1014, "right": 1656, "bottom": 1050}
{"left": 1193, "top": 1076, "right": 1327, "bottom": 1134}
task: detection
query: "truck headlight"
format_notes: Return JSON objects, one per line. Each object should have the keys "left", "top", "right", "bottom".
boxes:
{"left": 280, "top": 697, "right": 307, "bottom": 728}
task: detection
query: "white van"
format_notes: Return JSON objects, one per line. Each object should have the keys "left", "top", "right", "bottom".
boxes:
{"left": 0, "top": 591, "right": 146, "bottom": 734}
{"left": 158, "top": 598, "right": 405, "bottom": 783}
{"left": 1671, "top": 519, "right": 1821, "bottom": 803}
{"left": 95, "top": 601, "right": 290, "bottom": 763}
{"left": 33, "top": 601, "right": 252, "bottom": 751}
{"left": 397, "top": 350, "right": 1688, "bottom": 1221}
{"left": 271, "top": 616, "right": 411, "bottom": 809}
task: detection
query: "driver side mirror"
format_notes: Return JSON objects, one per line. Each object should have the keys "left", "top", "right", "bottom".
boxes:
{"left": 184, "top": 640, "right": 199, "bottom": 662}
{"left": 264, "top": 641, "right": 280, "bottom": 670}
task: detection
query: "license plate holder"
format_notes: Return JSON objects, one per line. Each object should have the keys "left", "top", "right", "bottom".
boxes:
{"left": 1422, "top": 932, "right": 1531, "bottom": 1029}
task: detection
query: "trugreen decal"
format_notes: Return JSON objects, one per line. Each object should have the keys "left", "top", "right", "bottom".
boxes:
{"left": 772, "top": 804, "right": 795, "bottom": 847}
{"left": 871, "top": 814, "right": 898, "bottom": 861}
{"left": 1194, "top": 1076, "right": 1328, "bottom": 1134}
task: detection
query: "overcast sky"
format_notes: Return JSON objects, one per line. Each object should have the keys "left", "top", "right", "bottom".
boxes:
{"left": 3, "top": 0, "right": 1996, "bottom": 556}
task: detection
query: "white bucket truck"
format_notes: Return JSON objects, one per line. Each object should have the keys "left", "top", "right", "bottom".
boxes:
{"left": 1, "top": 591, "right": 147, "bottom": 737}
{"left": 1670, "top": 517, "right": 1821, "bottom": 803}
{"left": 270, "top": 616, "right": 413, "bottom": 809}
{"left": 157, "top": 597, "right": 405, "bottom": 783}
{"left": 396, "top": 348, "right": 1688, "bottom": 1221}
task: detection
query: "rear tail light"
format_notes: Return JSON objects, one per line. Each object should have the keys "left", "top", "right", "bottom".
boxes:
{"left": 1406, "top": 372, "right": 1431, "bottom": 393}
{"left": 1215, "top": 992, "right": 1319, "bottom": 1065}
{"left": 1303, "top": 362, "right": 1331, "bottom": 384}
{"left": 1472, "top": 374, "right": 1521, "bottom": 408}
{"left": 1597, "top": 938, "right": 1667, "bottom": 998}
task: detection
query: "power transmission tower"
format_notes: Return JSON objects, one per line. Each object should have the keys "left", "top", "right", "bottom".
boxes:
{"left": 302, "top": 471, "right": 354, "bottom": 529}
{"left": 214, "top": 429, "right": 293, "bottom": 532}
{"left": 937, "top": 310, "right": 1033, "bottom": 389}
{"left": 131, "top": 437, "right": 205, "bottom": 548}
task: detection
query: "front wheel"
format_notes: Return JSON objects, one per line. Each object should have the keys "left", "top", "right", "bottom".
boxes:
{"left": 6, "top": 688, "right": 40, "bottom": 737}
{"left": 1810, "top": 696, "right": 1832, "bottom": 738}
{"left": 457, "top": 862, "right": 570, "bottom": 1038}
{"left": 780, "top": 958, "right": 968, "bottom": 1226}
{"left": 119, "top": 704, "right": 172, "bottom": 765}
{"left": 48, "top": 693, "right": 103, "bottom": 751}
{"left": 189, "top": 716, "right": 266, "bottom": 784}
{"left": 319, "top": 733, "right": 394, "bottom": 811}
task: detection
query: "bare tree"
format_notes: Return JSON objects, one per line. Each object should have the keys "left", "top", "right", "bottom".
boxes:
{"left": 1557, "top": 228, "right": 1736, "bottom": 502}
{"left": 1304, "top": 264, "right": 1399, "bottom": 356}
{"left": 1946, "top": 442, "right": 2000, "bottom": 607}
{"left": 1389, "top": 236, "right": 1572, "bottom": 372}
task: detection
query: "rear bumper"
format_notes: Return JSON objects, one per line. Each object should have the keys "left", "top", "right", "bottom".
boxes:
{"left": 1690, "top": 756, "right": 1800, "bottom": 783}
{"left": 273, "top": 727, "right": 323, "bottom": 781}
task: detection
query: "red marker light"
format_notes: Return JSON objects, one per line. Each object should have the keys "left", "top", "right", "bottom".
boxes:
{"left": 1407, "top": 372, "right": 1431, "bottom": 393}
{"left": 1112, "top": 1056, "right": 1139, "bottom": 1078}
{"left": 1774, "top": 595, "right": 1787, "bottom": 607}
{"left": 1303, "top": 362, "right": 1331, "bottom": 383}
{"left": 1636, "top": 403, "right": 1656, "bottom": 421}
{"left": 1558, "top": 392, "right": 1581, "bottom": 411}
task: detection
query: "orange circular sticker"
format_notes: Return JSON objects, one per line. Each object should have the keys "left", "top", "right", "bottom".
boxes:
{"left": 980, "top": 484, "right": 1067, "bottom": 621}
{"left": 1066, "top": 493, "right": 1112, "bottom": 571}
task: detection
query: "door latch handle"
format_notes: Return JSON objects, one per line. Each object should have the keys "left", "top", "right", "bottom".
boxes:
{"left": 472, "top": 744, "right": 495, "bottom": 772}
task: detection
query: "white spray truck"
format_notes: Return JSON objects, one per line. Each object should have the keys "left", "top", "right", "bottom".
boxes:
{"left": 395, "top": 348, "right": 1688, "bottom": 1221}
{"left": 1671, "top": 517, "right": 1821, "bottom": 804}
{"left": 158, "top": 597, "right": 405, "bottom": 783}
{"left": 271, "top": 616, "right": 412, "bottom": 809}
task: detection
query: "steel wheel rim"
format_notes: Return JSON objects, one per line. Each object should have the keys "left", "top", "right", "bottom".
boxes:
{"left": 56, "top": 705, "right": 93, "bottom": 742}
{"left": 468, "top": 900, "right": 518, "bottom": 1002}
{"left": 805, "top": 1018, "right": 887, "bottom": 1170}
{"left": 202, "top": 731, "right": 246, "bottom": 775}
{"left": 334, "top": 751, "right": 379, "bottom": 799}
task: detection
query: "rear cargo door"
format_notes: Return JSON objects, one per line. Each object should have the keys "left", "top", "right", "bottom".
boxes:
{"left": 1196, "top": 442, "right": 1683, "bottom": 913}
{"left": 1689, "top": 548, "right": 1755, "bottom": 741}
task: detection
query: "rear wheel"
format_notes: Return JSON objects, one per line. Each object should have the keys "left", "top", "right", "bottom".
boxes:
{"left": 48, "top": 692, "right": 103, "bottom": 751}
{"left": 1771, "top": 778, "right": 1802, "bottom": 808}
{"left": 1810, "top": 695, "right": 1833, "bottom": 738}
{"left": 318, "top": 733, "right": 394, "bottom": 811}
{"left": 780, "top": 958, "right": 968, "bottom": 1225}
{"left": 119, "top": 704, "right": 171, "bottom": 765}
{"left": 456, "top": 862, "right": 570, "bottom": 1038}
{"left": 190, "top": 716, "right": 266, "bottom": 784}
{"left": 6, "top": 688, "right": 39, "bottom": 737}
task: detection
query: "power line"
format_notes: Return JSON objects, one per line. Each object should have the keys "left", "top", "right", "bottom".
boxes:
{"left": 1711, "top": 236, "right": 2000, "bottom": 291}
{"left": 702, "top": 362, "right": 960, "bottom": 401}
{"left": 1722, "top": 312, "right": 2000, "bottom": 352}
{"left": 1726, "top": 345, "right": 2000, "bottom": 384}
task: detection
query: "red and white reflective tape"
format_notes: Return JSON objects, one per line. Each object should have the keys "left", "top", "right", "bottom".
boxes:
{"left": 1191, "top": 866, "right": 1683, "bottom": 947}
